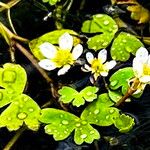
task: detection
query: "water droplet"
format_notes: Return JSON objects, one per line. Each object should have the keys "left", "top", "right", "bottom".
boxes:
{"left": 19, "top": 104, "right": 23, "bottom": 108}
{"left": 109, "top": 109, "right": 114, "bottom": 114}
{"left": 14, "top": 101, "right": 19, "bottom": 105}
{"left": 92, "top": 46, "right": 97, "bottom": 50}
{"left": 96, "top": 119, "right": 99, "bottom": 122}
{"left": 76, "top": 123, "right": 81, "bottom": 127}
{"left": 106, "top": 115, "right": 110, "bottom": 119}
{"left": 17, "top": 112, "right": 27, "bottom": 120}
{"left": 7, "top": 90, "right": 14, "bottom": 94}
{"left": 102, "top": 42, "right": 108, "bottom": 46}
{"left": 90, "top": 130, "right": 94, "bottom": 134}
{"left": 23, "top": 97, "right": 28, "bottom": 102}
{"left": 60, "top": 114, "right": 63, "bottom": 118}
{"left": 89, "top": 112, "right": 92, "bottom": 115}
{"left": 127, "top": 33, "right": 131, "bottom": 36}
{"left": 81, "top": 121, "right": 87, "bottom": 125}
{"left": 86, "top": 92, "right": 92, "bottom": 96}
{"left": 59, "top": 123, "right": 62, "bottom": 126}
{"left": 110, "top": 80, "right": 118, "bottom": 86}
{"left": 7, "top": 117, "right": 12, "bottom": 121}
{"left": 47, "top": 129, "right": 52, "bottom": 133}
{"left": 103, "top": 20, "right": 109, "bottom": 25}
{"left": 113, "top": 25, "right": 118, "bottom": 29}
{"left": 64, "top": 130, "right": 68, "bottom": 134}
{"left": 96, "top": 14, "right": 103, "bottom": 18}
{"left": 28, "top": 108, "right": 34, "bottom": 112}
{"left": 122, "top": 39, "right": 126, "bottom": 43}
{"left": 96, "top": 40, "right": 100, "bottom": 43}
{"left": 54, "top": 130, "right": 57, "bottom": 132}
{"left": 62, "top": 120, "right": 69, "bottom": 125}
{"left": 79, "top": 128, "right": 82, "bottom": 130}
{"left": 94, "top": 109, "right": 99, "bottom": 115}
{"left": 80, "top": 134, "right": 87, "bottom": 139}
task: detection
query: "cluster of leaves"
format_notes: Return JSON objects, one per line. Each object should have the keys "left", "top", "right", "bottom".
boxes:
{"left": 0, "top": 63, "right": 40, "bottom": 131}
{"left": 42, "top": 0, "right": 61, "bottom": 6}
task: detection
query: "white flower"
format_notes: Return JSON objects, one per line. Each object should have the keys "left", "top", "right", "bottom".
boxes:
{"left": 82, "top": 49, "right": 116, "bottom": 80}
{"left": 132, "top": 47, "right": 150, "bottom": 93}
{"left": 38, "top": 33, "right": 83, "bottom": 76}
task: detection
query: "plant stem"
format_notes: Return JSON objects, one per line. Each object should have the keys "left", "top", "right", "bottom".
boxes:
{"left": 3, "top": 127, "right": 26, "bottom": 150}
{"left": 115, "top": 78, "right": 140, "bottom": 107}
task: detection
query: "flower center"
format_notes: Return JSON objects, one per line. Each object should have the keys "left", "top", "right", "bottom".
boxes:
{"left": 91, "top": 59, "right": 106, "bottom": 74}
{"left": 143, "top": 64, "right": 150, "bottom": 76}
{"left": 52, "top": 49, "right": 74, "bottom": 67}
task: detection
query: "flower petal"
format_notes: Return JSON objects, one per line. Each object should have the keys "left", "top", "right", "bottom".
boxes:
{"left": 135, "top": 47, "right": 148, "bottom": 63}
{"left": 140, "top": 75, "right": 150, "bottom": 83}
{"left": 59, "top": 33, "right": 73, "bottom": 50}
{"left": 86, "top": 52, "right": 94, "bottom": 64}
{"left": 39, "top": 42, "right": 57, "bottom": 59}
{"left": 93, "top": 73, "right": 99, "bottom": 81}
{"left": 105, "top": 60, "right": 116, "bottom": 70}
{"left": 81, "top": 64, "right": 91, "bottom": 72}
{"left": 100, "top": 71, "right": 108, "bottom": 77}
{"left": 98, "top": 49, "right": 107, "bottom": 63}
{"left": 38, "top": 59, "right": 56, "bottom": 71}
{"left": 133, "top": 58, "right": 143, "bottom": 77}
{"left": 57, "top": 65, "right": 71, "bottom": 76}
{"left": 72, "top": 44, "right": 83, "bottom": 60}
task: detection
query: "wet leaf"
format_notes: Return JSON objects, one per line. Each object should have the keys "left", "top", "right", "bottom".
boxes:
{"left": 40, "top": 108, "right": 100, "bottom": 145}
{"left": 42, "top": 0, "right": 61, "bottom": 5}
{"left": 81, "top": 14, "right": 118, "bottom": 50}
{"left": 0, "top": 63, "right": 27, "bottom": 94}
{"left": 114, "top": 114, "right": 135, "bottom": 133}
{"left": 58, "top": 86, "right": 98, "bottom": 107}
{"left": 109, "top": 67, "right": 134, "bottom": 94}
{"left": 29, "top": 29, "right": 80, "bottom": 60}
{"left": 81, "top": 93, "right": 120, "bottom": 126}
{"left": 111, "top": 32, "right": 144, "bottom": 61}
{"left": 0, "top": 94, "right": 41, "bottom": 131}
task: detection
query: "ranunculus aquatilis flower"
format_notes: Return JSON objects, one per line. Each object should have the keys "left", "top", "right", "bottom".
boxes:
{"left": 38, "top": 33, "right": 83, "bottom": 76}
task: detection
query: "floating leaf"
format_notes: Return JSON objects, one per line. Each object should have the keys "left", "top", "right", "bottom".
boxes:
{"left": 81, "top": 93, "right": 120, "bottom": 126}
{"left": 111, "top": 32, "right": 144, "bottom": 61}
{"left": 42, "top": 0, "right": 61, "bottom": 5}
{"left": 81, "top": 14, "right": 118, "bottom": 50}
{"left": 29, "top": 29, "right": 80, "bottom": 60}
{"left": 40, "top": 108, "right": 100, "bottom": 145}
{"left": 0, "top": 94, "right": 41, "bottom": 131}
{"left": 114, "top": 114, "right": 135, "bottom": 133}
{"left": 58, "top": 86, "right": 98, "bottom": 107}
{"left": 109, "top": 67, "right": 134, "bottom": 94}
{"left": 0, "top": 63, "right": 27, "bottom": 94}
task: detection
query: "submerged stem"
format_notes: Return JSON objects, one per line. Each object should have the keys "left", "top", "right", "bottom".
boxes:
{"left": 3, "top": 127, "right": 26, "bottom": 150}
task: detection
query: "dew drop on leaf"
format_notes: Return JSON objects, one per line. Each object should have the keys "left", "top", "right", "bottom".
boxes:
{"left": 62, "top": 120, "right": 69, "bottom": 125}
{"left": 76, "top": 123, "right": 81, "bottom": 127}
{"left": 80, "top": 134, "right": 87, "bottom": 139}
{"left": 110, "top": 80, "right": 118, "bottom": 86}
{"left": 109, "top": 109, "right": 115, "bottom": 114}
{"left": 81, "top": 121, "right": 87, "bottom": 125}
{"left": 90, "top": 130, "right": 94, "bottom": 134}
{"left": 94, "top": 109, "right": 99, "bottom": 115}
{"left": 28, "top": 108, "right": 34, "bottom": 112}
{"left": 106, "top": 115, "right": 110, "bottom": 119}
{"left": 17, "top": 112, "right": 27, "bottom": 120}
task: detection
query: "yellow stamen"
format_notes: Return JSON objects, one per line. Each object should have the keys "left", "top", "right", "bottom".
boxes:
{"left": 143, "top": 64, "right": 150, "bottom": 75}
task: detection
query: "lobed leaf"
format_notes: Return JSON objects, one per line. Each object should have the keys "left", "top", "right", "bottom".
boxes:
{"left": 0, "top": 63, "right": 27, "bottom": 94}
{"left": 29, "top": 29, "right": 80, "bottom": 60}
{"left": 111, "top": 32, "right": 144, "bottom": 61}
{"left": 109, "top": 67, "right": 134, "bottom": 94}
{"left": 0, "top": 94, "right": 41, "bottom": 131}
{"left": 114, "top": 114, "right": 135, "bottom": 133}
{"left": 58, "top": 86, "right": 98, "bottom": 107}
{"left": 42, "top": 0, "right": 61, "bottom": 5}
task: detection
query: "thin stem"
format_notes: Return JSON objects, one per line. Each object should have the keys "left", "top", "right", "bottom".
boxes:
{"left": 115, "top": 78, "right": 140, "bottom": 107}
{"left": 3, "top": 127, "right": 26, "bottom": 150}
{"left": 7, "top": 9, "right": 17, "bottom": 34}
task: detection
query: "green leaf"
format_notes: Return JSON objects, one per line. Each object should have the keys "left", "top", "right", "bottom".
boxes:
{"left": 58, "top": 86, "right": 98, "bottom": 107}
{"left": 29, "top": 29, "right": 79, "bottom": 60}
{"left": 108, "top": 90, "right": 122, "bottom": 103}
{"left": 81, "top": 14, "right": 118, "bottom": 34}
{"left": 40, "top": 108, "right": 100, "bottom": 144}
{"left": 0, "top": 63, "right": 27, "bottom": 94}
{"left": 114, "top": 114, "right": 135, "bottom": 133}
{"left": 87, "top": 33, "right": 114, "bottom": 50}
{"left": 0, "top": 94, "right": 41, "bottom": 131}
{"left": 109, "top": 67, "right": 135, "bottom": 94}
{"left": 81, "top": 93, "right": 120, "bottom": 126}
{"left": 111, "top": 32, "right": 144, "bottom": 61}
{"left": 81, "top": 14, "right": 118, "bottom": 50}
{"left": 42, "top": 0, "right": 61, "bottom": 5}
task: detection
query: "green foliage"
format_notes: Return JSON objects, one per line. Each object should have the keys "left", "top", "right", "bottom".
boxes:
{"left": 29, "top": 29, "right": 79, "bottom": 60}
{"left": 109, "top": 67, "right": 135, "bottom": 94}
{"left": 81, "top": 14, "right": 118, "bottom": 50}
{"left": 58, "top": 86, "right": 98, "bottom": 107}
{"left": 114, "top": 114, "right": 135, "bottom": 133}
{"left": 40, "top": 94, "right": 135, "bottom": 145}
{"left": 39, "top": 108, "right": 100, "bottom": 145}
{"left": 0, "top": 63, "right": 41, "bottom": 131}
{"left": 111, "top": 32, "right": 144, "bottom": 61}
{"left": 42, "top": 0, "right": 61, "bottom": 5}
